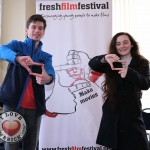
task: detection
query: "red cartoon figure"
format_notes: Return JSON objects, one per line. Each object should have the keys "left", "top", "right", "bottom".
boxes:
{"left": 67, "top": 67, "right": 85, "bottom": 86}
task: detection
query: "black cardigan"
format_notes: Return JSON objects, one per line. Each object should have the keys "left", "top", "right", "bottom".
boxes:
{"left": 89, "top": 55, "right": 150, "bottom": 150}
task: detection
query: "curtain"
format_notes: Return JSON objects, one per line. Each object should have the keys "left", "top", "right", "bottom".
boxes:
{"left": 113, "top": 0, "right": 150, "bottom": 108}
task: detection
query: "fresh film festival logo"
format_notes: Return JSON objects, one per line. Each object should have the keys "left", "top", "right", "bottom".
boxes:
{"left": 0, "top": 111, "right": 26, "bottom": 143}
{"left": 39, "top": 2, "right": 109, "bottom": 11}
{"left": 42, "top": 146, "right": 110, "bottom": 150}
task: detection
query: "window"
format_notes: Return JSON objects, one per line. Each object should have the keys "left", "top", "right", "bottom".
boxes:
{"left": 113, "top": 0, "right": 150, "bottom": 108}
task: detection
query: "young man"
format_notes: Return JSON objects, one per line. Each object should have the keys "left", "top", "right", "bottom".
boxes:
{"left": 0, "top": 14, "right": 55, "bottom": 150}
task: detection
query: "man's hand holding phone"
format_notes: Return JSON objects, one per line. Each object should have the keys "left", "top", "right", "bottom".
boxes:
{"left": 30, "top": 64, "right": 52, "bottom": 85}
{"left": 16, "top": 56, "right": 52, "bottom": 84}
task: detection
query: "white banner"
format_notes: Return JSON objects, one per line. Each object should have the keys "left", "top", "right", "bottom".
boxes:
{"left": 36, "top": 1, "right": 112, "bottom": 149}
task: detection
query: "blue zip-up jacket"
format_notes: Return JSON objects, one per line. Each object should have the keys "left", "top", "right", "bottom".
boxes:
{"left": 0, "top": 38, "right": 55, "bottom": 116}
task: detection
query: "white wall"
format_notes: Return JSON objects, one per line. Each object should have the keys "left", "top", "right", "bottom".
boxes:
{"left": 0, "top": 0, "right": 36, "bottom": 83}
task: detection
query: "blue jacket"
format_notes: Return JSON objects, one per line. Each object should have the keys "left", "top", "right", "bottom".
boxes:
{"left": 0, "top": 38, "right": 55, "bottom": 116}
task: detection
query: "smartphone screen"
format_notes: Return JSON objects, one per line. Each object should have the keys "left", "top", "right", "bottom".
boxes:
{"left": 32, "top": 65, "right": 42, "bottom": 74}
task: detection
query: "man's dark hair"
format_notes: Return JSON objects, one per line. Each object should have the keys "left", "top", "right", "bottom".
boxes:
{"left": 26, "top": 14, "right": 47, "bottom": 30}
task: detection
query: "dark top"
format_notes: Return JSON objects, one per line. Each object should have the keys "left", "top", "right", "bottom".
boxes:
{"left": 89, "top": 55, "right": 150, "bottom": 150}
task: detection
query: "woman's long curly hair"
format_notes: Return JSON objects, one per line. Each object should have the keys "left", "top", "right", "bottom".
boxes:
{"left": 101, "top": 32, "right": 149, "bottom": 109}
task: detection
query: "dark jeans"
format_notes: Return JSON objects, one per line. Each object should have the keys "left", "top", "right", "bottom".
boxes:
{"left": 3, "top": 104, "right": 41, "bottom": 150}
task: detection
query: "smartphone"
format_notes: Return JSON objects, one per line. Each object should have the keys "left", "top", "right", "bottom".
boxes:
{"left": 32, "top": 65, "right": 42, "bottom": 74}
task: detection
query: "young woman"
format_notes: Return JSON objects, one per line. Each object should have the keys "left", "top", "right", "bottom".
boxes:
{"left": 89, "top": 32, "right": 150, "bottom": 150}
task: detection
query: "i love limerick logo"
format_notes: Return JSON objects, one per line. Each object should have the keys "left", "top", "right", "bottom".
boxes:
{"left": 0, "top": 111, "right": 27, "bottom": 143}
